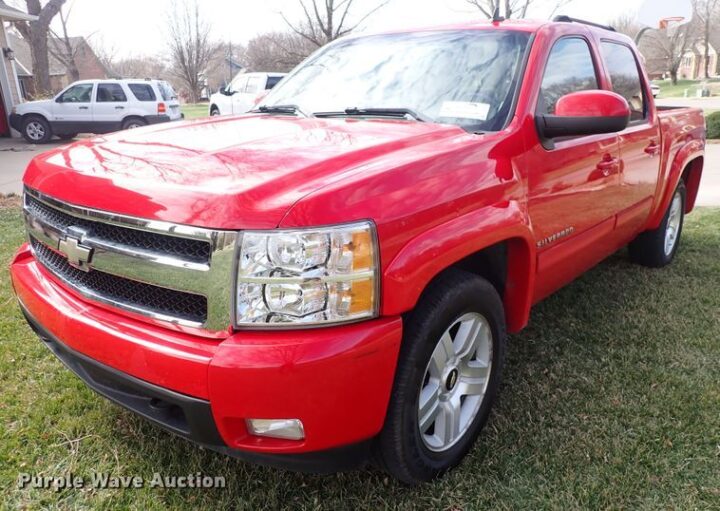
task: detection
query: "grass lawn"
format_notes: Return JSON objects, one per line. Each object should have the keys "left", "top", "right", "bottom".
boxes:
{"left": 181, "top": 103, "right": 211, "bottom": 120}
{"left": 1, "top": 200, "right": 719, "bottom": 509}
{"left": 653, "top": 78, "right": 720, "bottom": 99}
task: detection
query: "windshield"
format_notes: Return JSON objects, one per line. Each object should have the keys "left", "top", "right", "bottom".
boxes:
{"left": 262, "top": 30, "right": 531, "bottom": 132}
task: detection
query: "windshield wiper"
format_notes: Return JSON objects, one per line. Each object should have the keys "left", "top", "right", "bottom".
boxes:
{"left": 314, "top": 107, "right": 431, "bottom": 123}
{"left": 253, "top": 104, "right": 311, "bottom": 118}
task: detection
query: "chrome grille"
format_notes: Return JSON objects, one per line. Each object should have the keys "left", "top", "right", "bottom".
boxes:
{"left": 23, "top": 187, "right": 238, "bottom": 333}
{"left": 32, "top": 239, "right": 208, "bottom": 323}
{"left": 25, "top": 194, "right": 212, "bottom": 262}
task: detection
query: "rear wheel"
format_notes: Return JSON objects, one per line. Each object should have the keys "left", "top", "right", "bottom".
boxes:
{"left": 121, "top": 118, "right": 147, "bottom": 130}
{"left": 376, "top": 269, "right": 506, "bottom": 484}
{"left": 629, "top": 182, "right": 686, "bottom": 268}
{"left": 210, "top": 106, "right": 220, "bottom": 116}
{"left": 22, "top": 116, "right": 52, "bottom": 144}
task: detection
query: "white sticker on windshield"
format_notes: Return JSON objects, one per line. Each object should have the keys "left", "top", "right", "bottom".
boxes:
{"left": 438, "top": 101, "right": 490, "bottom": 121}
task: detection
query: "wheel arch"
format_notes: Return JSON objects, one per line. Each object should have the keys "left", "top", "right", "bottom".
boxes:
{"left": 681, "top": 156, "right": 703, "bottom": 213}
{"left": 382, "top": 202, "right": 536, "bottom": 333}
{"left": 647, "top": 140, "right": 704, "bottom": 230}
{"left": 22, "top": 112, "right": 50, "bottom": 124}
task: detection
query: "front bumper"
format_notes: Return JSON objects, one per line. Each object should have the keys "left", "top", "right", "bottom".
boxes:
{"left": 9, "top": 113, "right": 22, "bottom": 132}
{"left": 10, "top": 244, "right": 403, "bottom": 469}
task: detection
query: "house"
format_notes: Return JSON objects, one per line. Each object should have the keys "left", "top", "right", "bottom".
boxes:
{"left": 0, "top": 1, "right": 35, "bottom": 138}
{"left": 678, "top": 40, "right": 720, "bottom": 80}
{"left": 8, "top": 30, "right": 110, "bottom": 99}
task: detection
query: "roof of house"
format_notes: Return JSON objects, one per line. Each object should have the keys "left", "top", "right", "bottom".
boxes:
{"left": 8, "top": 31, "right": 86, "bottom": 77}
{"left": 0, "top": 0, "right": 36, "bottom": 21}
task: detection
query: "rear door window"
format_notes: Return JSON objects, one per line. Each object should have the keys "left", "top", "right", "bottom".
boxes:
{"left": 128, "top": 83, "right": 157, "bottom": 101}
{"left": 96, "top": 83, "right": 127, "bottom": 102}
{"left": 600, "top": 42, "right": 647, "bottom": 122}
{"left": 538, "top": 38, "right": 599, "bottom": 115}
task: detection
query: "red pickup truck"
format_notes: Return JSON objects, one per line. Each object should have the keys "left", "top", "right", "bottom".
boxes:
{"left": 11, "top": 18, "right": 705, "bottom": 484}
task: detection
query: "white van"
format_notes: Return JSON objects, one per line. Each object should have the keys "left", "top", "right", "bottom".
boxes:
{"left": 209, "top": 72, "right": 286, "bottom": 116}
{"left": 10, "top": 79, "right": 182, "bottom": 143}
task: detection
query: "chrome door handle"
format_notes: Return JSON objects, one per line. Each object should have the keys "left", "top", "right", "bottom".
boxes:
{"left": 115, "top": 106, "right": 125, "bottom": 110}
{"left": 78, "top": 106, "right": 89, "bottom": 110}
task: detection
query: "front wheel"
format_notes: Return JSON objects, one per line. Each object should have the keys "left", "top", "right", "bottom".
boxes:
{"left": 22, "top": 116, "right": 52, "bottom": 144}
{"left": 629, "top": 181, "right": 686, "bottom": 268}
{"left": 376, "top": 269, "right": 506, "bottom": 484}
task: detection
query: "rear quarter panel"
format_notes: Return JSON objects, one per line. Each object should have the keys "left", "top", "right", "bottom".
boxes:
{"left": 647, "top": 107, "right": 706, "bottom": 228}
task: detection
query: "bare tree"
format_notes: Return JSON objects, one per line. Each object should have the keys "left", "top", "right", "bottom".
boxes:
{"left": 89, "top": 35, "right": 119, "bottom": 77}
{"left": 694, "top": 0, "right": 720, "bottom": 78}
{"left": 282, "top": 0, "right": 389, "bottom": 48}
{"left": 47, "top": 2, "right": 80, "bottom": 81}
{"left": 165, "top": 0, "right": 220, "bottom": 103}
{"left": 12, "top": 0, "right": 67, "bottom": 95}
{"left": 464, "top": 0, "right": 573, "bottom": 19}
{"left": 245, "top": 32, "right": 316, "bottom": 72}
{"left": 111, "top": 56, "right": 168, "bottom": 80}
{"left": 608, "top": 13, "right": 642, "bottom": 40}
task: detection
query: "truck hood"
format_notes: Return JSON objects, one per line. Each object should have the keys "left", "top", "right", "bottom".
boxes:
{"left": 24, "top": 115, "right": 467, "bottom": 229}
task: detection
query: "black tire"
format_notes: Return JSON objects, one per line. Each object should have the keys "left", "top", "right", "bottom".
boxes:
{"left": 57, "top": 133, "right": 78, "bottom": 140}
{"left": 629, "top": 181, "right": 686, "bottom": 268}
{"left": 22, "top": 115, "right": 52, "bottom": 144}
{"left": 375, "top": 269, "right": 506, "bottom": 484}
{"left": 121, "top": 117, "right": 147, "bottom": 130}
{"left": 210, "top": 106, "right": 220, "bottom": 116}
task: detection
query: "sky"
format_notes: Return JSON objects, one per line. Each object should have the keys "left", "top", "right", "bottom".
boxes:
{"left": 18, "top": 0, "right": 650, "bottom": 58}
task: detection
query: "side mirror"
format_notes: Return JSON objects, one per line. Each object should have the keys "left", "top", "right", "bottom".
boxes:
{"left": 55, "top": 96, "right": 63, "bottom": 103}
{"left": 536, "top": 90, "right": 631, "bottom": 140}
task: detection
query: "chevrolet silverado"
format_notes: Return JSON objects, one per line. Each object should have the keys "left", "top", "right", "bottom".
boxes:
{"left": 10, "top": 17, "right": 705, "bottom": 484}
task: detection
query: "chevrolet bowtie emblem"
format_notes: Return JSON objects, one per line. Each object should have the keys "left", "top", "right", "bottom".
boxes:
{"left": 58, "top": 228, "right": 93, "bottom": 271}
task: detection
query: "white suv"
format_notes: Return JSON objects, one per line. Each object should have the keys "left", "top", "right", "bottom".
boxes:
{"left": 209, "top": 72, "right": 286, "bottom": 116}
{"left": 10, "top": 79, "right": 182, "bottom": 143}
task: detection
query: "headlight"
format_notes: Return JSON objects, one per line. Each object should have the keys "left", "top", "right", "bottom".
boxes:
{"left": 235, "top": 221, "right": 378, "bottom": 327}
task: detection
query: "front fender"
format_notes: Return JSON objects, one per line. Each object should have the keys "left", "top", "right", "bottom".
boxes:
{"left": 381, "top": 201, "right": 536, "bottom": 333}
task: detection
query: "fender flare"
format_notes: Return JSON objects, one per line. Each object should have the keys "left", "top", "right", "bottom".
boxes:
{"left": 381, "top": 201, "right": 536, "bottom": 333}
{"left": 647, "top": 139, "right": 704, "bottom": 230}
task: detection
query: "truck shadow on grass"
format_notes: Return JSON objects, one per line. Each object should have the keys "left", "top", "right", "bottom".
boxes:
{"left": 19, "top": 210, "right": 720, "bottom": 510}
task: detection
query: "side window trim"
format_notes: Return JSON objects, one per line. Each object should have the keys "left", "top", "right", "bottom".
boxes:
{"left": 600, "top": 39, "right": 649, "bottom": 125}
{"left": 535, "top": 34, "right": 602, "bottom": 115}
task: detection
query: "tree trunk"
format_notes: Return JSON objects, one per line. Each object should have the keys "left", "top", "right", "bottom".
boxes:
{"left": 30, "top": 31, "right": 51, "bottom": 95}
{"left": 670, "top": 69, "right": 679, "bottom": 86}
{"left": 704, "top": 17, "right": 711, "bottom": 79}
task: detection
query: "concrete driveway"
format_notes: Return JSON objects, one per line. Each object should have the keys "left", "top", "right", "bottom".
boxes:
{"left": 0, "top": 138, "right": 72, "bottom": 195}
{"left": 1, "top": 136, "right": 719, "bottom": 205}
